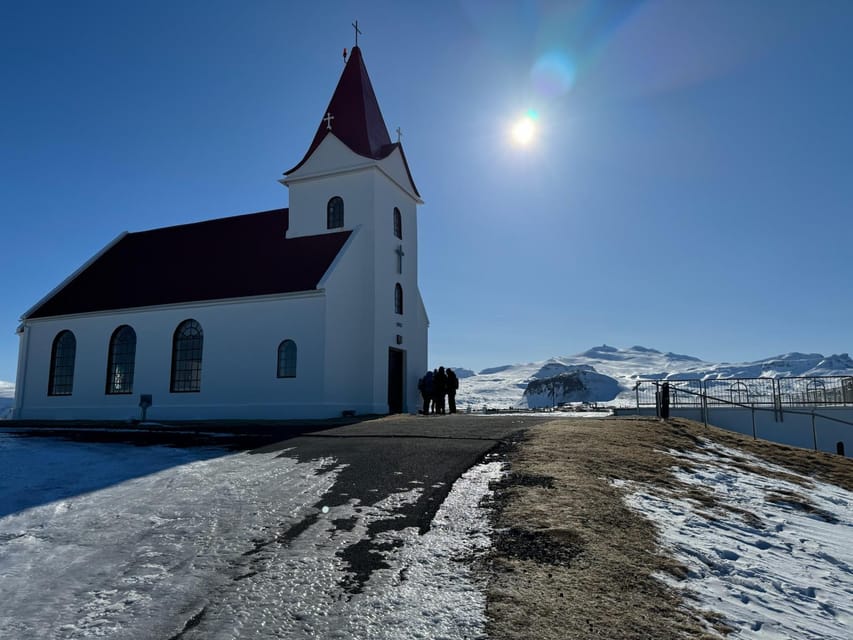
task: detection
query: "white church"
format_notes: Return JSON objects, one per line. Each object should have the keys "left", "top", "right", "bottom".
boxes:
{"left": 12, "top": 45, "right": 428, "bottom": 421}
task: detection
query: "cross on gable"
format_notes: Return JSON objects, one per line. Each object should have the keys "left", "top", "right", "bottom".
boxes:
{"left": 324, "top": 112, "right": 334, "bottom": 131}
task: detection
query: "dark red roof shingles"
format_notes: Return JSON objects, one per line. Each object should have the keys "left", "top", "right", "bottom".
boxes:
{"left": 27, "top": 208, "right": 351, "bottom": 319}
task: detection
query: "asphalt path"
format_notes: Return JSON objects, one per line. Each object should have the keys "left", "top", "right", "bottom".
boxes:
{"left": 252, "top": 413, "right": 553, "bottom": 593}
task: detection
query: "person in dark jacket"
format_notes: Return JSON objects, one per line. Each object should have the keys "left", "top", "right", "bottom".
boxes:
{"left": 433, "top": 366, "right": 448, "bottom": 415}
{"left": 446, "top": 368, "right": 459, "bottom": 414}
{"left": 418, "top": 370, "right": 434, "bottom": 415}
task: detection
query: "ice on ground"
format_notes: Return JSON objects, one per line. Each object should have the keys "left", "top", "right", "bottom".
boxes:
{"left": 0, "top": 434, "right": 502, "bottom": 639}
{"left": 181, "top": 462, "right": 502, "bottom": 639}
{"left": 0, "top": 437, "right": 341, "bottom": 639}
{"left": 0, "top": 433, "right": 228, "bottom": 516}
{"left": 613, "top": 441, "right": 853, "bottom": 638}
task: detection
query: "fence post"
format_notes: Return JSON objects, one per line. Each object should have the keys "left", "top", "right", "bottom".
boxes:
{"left": 772, "top": 378, "right": 779, "bottom": 422}
{"left": 635, "top": 382, "right": 640, "bottom": 416}
{"left": 751, "top": 404, "right": 756, "bottom": 440}
{"left": 660, "top": 382, "right": 670, "bottom": 420}
{"left": 701, "top": 380, "right": 709, "bottom": 428}
{"left": 811, "top": 411, "right": 818, "bottom": 452}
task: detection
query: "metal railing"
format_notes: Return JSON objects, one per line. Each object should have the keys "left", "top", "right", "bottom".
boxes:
{"left": 633, "top": 376, "right": 853, "bottom": 453}
{"left": 633, "top": 376, "right": 853, "bottom": 409}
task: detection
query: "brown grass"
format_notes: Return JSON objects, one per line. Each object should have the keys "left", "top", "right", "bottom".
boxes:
{"left": 482, "top": 416, "right": 853, "bottom": 639}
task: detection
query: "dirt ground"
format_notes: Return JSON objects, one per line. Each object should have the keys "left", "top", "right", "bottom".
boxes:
{"left": 481, "top": 417, "right": 853, "bottom": 639}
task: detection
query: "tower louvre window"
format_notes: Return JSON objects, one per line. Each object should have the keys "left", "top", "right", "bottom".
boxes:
{"left": 327, "top": 196, "right": 344, "bottom": 229}
{"left": 393, "top": 207, "right": 402, "bottom": 239}
{"left": 105, "top": 325, "right": 136, "bottom": 394}
{"left": 170, "top": 319, "right": 203, "bottom": 393}
{"left": 48, "top": 330, "right": 76, "bottom": 396}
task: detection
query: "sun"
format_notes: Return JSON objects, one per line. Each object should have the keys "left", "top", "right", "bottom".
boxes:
{"left": 510, "top": 113, "right": 537, "bottom": 146}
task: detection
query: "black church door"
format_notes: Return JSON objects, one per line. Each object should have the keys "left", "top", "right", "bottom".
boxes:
{"left": 387, "top": 348, "right": 405, "bottom": 414}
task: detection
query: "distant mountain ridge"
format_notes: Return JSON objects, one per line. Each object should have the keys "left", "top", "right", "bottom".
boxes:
{"left": 458, "top": 345, "right": 853, "bottom": 410}
{"left": 0, "top": 381, "right": 13, "bottom": 420}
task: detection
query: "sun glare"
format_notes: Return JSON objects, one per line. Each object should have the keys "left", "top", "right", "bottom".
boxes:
{"left": 511, "top": 115, "right": 536, "bottom": 146}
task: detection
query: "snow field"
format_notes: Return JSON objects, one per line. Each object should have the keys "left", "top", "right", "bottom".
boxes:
{"left": 613, "top": 442, "right": 853, "bottom": 638}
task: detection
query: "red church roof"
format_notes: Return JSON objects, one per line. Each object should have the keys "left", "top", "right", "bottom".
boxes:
{"left": 285, "top": 46, "right": 420, "bottom": 197}
{"left": 26, "top": 209, "right": 351, "bottom": 319}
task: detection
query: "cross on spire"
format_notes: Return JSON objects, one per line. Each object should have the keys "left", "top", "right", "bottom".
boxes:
{"left": 324, "top": 112, "right": 334, "bottom": 131}
{"left": 352, "top": 20, "right": 362, "bottom": 47}
{"left": 396, "top": 126, "right": 402, "bottom": 143}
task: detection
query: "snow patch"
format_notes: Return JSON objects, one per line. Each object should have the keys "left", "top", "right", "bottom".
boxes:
{"left": 613, "top": 442, "right": 853, "bottom": 638}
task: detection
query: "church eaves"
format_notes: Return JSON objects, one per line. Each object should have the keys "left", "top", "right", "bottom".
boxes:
{"left": 284, "top": 46, "right": 420, "bottom": 197}
{"left": 25, "top": 209, "right": 351, "bottom": 319}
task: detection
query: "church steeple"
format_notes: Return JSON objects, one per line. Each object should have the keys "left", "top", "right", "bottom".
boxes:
{"left": 285, "top": 46, "right": 394, "bottom": 175}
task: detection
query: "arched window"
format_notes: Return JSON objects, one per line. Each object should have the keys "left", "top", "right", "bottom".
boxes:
{"left": 393, "top": 207, "right": 402, "bottom": 239}
{"left": 327, "top": 196, "right": 344, "bottom": 229}
{"left": 277, "top": 339, "right": 297, "bottom": 378}
{"left": 48, "top": 330, "right": 76, "bottom": 396}
{"left": 105, "top": 325, "right": 136, "bottom": 394}
{"left": 395, "top": 283, "right": 403, "bottom": 315}
{"left": 170, "top": 319, "right": 203, "bottom": 392}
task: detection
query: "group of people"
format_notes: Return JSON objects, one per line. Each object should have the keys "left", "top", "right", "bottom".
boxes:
{"left": 417, "top": 366, "right": 459, "bottom": 415}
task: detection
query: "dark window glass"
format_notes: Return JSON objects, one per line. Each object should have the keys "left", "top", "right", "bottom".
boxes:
{"left": 277, "top": 339, "right": 297, "bottom": 378}
{"left": 393, "top": 207, "right": 402, "bottom": 239}
{"left": 170, "top": 319, "right": 203, "bottom": 392}
{"left": 106, "top": 325, "right": 136, "bottom": 394}
{"left": 327, "top": 196, "right": 344, "bottom": 229}
{"left": 395, "top": 283, "right": 403, "bottom": 315}
{"left": 48, "top": 330, "right": 76, "bottom": 396}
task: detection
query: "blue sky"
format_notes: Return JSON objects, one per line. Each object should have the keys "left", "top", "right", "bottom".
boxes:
{"left": 2, "top": 0, "right": 852, "bottom": 382}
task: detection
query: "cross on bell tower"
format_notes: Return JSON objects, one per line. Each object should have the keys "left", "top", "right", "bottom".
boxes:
{"left": 352, "top": 20, "right": 362, "bottom": 47}
{"left": 395, "top": 245, "right": 405, "bottom": 274}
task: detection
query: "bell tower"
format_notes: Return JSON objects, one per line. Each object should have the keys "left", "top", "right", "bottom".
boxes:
{"left": 281, "top": 45, "right": 427, "bottom": 414}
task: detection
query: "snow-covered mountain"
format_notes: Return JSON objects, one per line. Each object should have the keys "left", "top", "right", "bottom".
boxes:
{"left": 0, "top": 381, "right": 13, "bottom": 420}
{"left": 458, "top": 346, "right": 853, "bottom": 410}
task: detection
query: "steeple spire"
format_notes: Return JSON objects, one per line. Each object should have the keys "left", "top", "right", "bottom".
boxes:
{"left": 285, "top": 46, "right": 393, "bottom": 175}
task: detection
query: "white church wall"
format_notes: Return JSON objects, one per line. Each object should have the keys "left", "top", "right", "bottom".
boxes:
{"left": 370, "top": 171, "right": 425, "bottom": 413}
{"left": 377, "top": 148, "right": 421, "bottom": 204}
{"left": 15, "top": 293, "right": 334, "bottom": 421}
{"left": 321, "top": 230, "right": 382, "bottom": 414}
{"left": 284, "top": 136, "right": 378, "bottom": 239}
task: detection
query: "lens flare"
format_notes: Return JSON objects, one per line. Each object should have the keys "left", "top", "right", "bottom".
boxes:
{"left": 531, "top": 51, "right": 576, "bottom": 98}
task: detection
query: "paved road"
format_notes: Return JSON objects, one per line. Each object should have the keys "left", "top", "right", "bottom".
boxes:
{"left": 251, "top": 414, "right": 553, "bottom": 593}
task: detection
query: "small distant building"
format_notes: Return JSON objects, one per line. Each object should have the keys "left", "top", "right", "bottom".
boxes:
{"left": 13, "top": 46, "right": 428, "bottom": 420}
